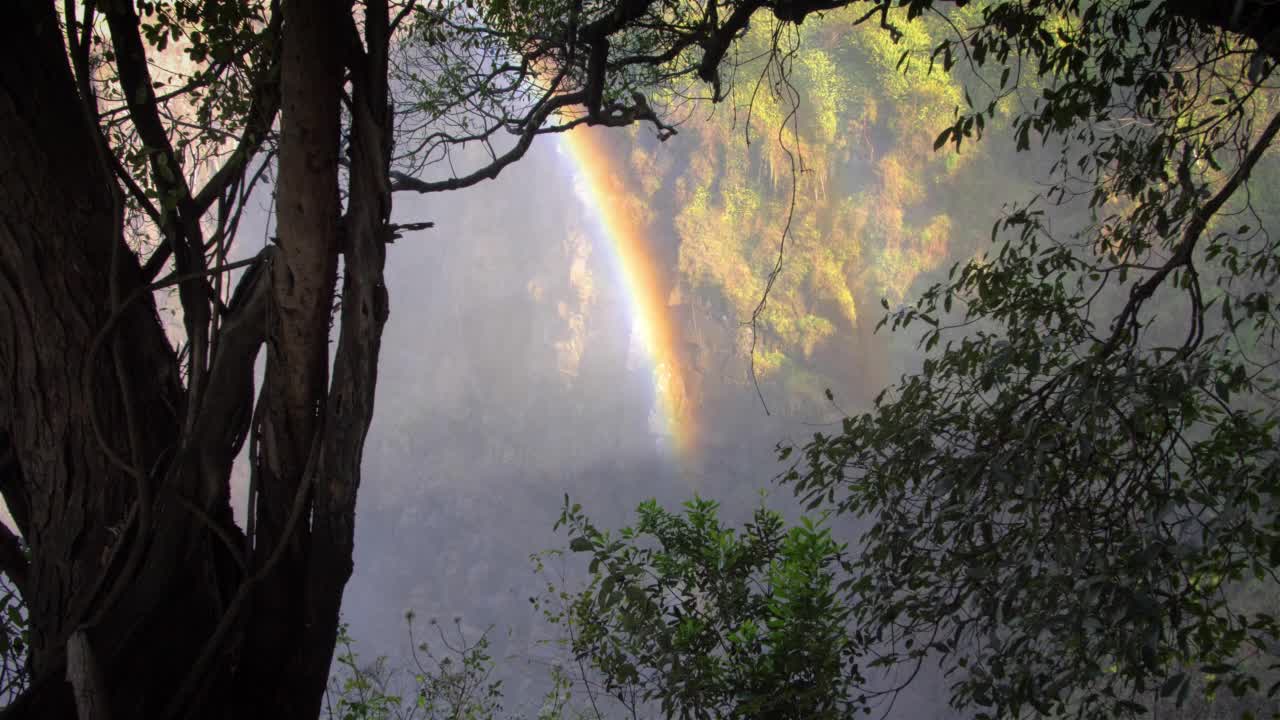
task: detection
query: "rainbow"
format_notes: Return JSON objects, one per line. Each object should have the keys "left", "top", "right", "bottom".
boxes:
{"left": 557, "top": 126, "right": 700, "bottom": 458}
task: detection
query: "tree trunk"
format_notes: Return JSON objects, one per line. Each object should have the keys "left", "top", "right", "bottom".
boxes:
{"left": 0, "top": 1, "right": 266, "bottom": 716}
{"left": 0, "top": 0, "right": 390, "bottom": 717}
{"left": 239, "top": 0, "right": 348, "bottom": 713}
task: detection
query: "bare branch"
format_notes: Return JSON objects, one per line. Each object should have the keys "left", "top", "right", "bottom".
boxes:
{"left": 1103, "top": 108, "right": 1280, "bottom": 356}
{"left": 192, "top": 9, "right": 285, "bottom": 216}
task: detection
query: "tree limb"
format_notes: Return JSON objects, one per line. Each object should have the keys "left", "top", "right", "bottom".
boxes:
{"left": 103, "top": 0, "right": 213, "bottom": 405}
{"left": 390, "top": 91, "right": 587, "bottom": 193}
{"left": 191, "top": 7, "right": 284, "bottom": 216}
{"left": 1103, "top": 108, "right": 1280, "bottom": 356}
{"left": 66, "top": 630, "right": 111, "bottom": 720}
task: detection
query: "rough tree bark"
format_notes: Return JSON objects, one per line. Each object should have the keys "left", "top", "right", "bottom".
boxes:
{"left": 241, "top": 0, "right": 347, "bottom": 711}
{"left": 0, "top": 0, "right": 393, "bottom": 717}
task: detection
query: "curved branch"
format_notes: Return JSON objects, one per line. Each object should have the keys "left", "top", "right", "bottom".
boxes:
{"left": 1102, "top": 108, "right": 1280, "bottom": 356}
{"left": 390, "top": 90, "right": 586, "bottom": 193}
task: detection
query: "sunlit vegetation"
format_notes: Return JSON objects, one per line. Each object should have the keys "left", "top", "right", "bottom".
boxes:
{"left": 325, "top": 499, "right": 861, "bottom": 720}
{"left": 628, "top": 5, "right": 1031, "bottom": 408}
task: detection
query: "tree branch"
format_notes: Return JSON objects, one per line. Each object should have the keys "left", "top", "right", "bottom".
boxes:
{"left": 1103, "top": 108, "right": 1280, "bottom": 356}
{"left": 103, "top": 0, "right": 215, "bottom": 407}
{"left": 391, "top": 91, "right": 587, "bottom": 193}
{"left": 189, "top": 247, "right": 276, "bottom": 506}
{"left": 192, "top": 7, "right": 284, "bottom": 216}
{"left": 102, "top": 4, "right": 195, "bottom": 205}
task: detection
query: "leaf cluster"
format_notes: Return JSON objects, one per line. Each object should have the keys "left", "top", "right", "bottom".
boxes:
{"left": 779, "top": 2, "right": 1280, "bottom": 717}
{"left": 547, "top": 496, "right": 863, "bottom": 719}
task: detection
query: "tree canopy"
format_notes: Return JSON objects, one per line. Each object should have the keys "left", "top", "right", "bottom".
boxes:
{"left": 779, "top": 1, "right": 1280, "bottom": 718}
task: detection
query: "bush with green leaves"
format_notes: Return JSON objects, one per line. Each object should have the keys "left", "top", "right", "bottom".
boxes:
{"left": 323, "top": 613, "right": 593, "bottom": 720}
{"left": 544, "top": 496, "right": 862, "bottom": 719}
{"left": 324, "top": 615, "right": 508, "bottom": 720}
{"left": 778, "top": 1, "right": 1280, "bottom": 718}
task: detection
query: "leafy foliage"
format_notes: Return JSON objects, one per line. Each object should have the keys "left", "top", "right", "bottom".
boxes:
{"left": 92, "top": 0, "right": 278, "bottom": 218}
{"left": 327, "top": 623, "right": 406, "bottom": 720}
{"left": 620, "top": 4, "right": 1016, "bottom": 407}
{"left": 546, "top": 496, "right": 862, "bottom": 719}
{"left": 780, "top": 1, "right": 1280, "bottom": 718}
{"left": 325, "top": 615, "right": 554, "bottom": 720}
